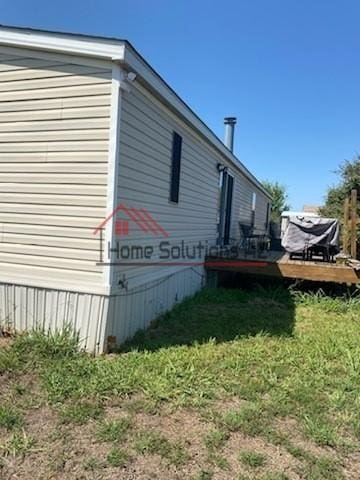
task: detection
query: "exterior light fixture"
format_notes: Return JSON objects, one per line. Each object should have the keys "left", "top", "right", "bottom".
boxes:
{"left": 217, "top": 163, "right": 228, "bottom": 173}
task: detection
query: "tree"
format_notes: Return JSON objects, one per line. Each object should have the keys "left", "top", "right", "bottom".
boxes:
{"left": 320, "top": 157, "right": 360, "bottom": 256}
{"left": 320, "top": 156, "right": 360, "bottom": 220}
{"left": 262, "top": 180, "right": 290, "bottom": 223}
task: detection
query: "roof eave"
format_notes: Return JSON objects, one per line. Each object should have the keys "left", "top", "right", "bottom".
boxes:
{"left": 0, "top": 26, "right": 126, "bottom": 61}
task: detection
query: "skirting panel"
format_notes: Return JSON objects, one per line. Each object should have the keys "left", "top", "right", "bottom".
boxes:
{"left": 0, "top": 266, "right": 205, "bottom": 353}
{"left": 106, "top": 266, "right": 205, "bottom": 347}
{"left": 0, "top": 282, "right": 109, "bottom": 353}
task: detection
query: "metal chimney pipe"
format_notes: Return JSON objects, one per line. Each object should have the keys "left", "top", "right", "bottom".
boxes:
{"left": 224, "top": 117, "right": 237, "bottom": 152}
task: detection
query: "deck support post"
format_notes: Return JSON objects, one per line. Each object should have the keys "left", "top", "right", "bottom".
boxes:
{"left": 206, "top": 270, "right": 219, "bottom": 288}
{"left": 350, "top": 189, "right": 357, "bottom": 259}
{"left": 343, "top": 196, "right": 350, "bottom": 255}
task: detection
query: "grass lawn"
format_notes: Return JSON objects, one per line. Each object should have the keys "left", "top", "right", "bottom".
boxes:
{"left": 0, "top": 287, "right": 359, "bottom": 479}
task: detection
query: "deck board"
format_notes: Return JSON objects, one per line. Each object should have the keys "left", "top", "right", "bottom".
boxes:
{"left": 205, "top": 250, "right": 360, "bottom": 284}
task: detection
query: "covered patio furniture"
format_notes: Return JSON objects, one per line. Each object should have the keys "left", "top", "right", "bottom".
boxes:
{"left": 281, "top": 216, "right": 340, "bottom": 262}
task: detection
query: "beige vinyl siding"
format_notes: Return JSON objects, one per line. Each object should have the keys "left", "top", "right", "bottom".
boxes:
{"left": 115, "top": 83, "right": 219, "bottom": 288}
{"left": 230, "top": 177, "right": 270, "bottom": 241}
{"left": 0, "top": 48, "right": 112, "bottom": 292}
{"left": 114, "top": 82, "right": 268, "bottom": 289}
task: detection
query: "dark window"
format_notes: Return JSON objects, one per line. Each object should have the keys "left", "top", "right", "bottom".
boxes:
{"left": 265, "top": 202, "right": 271, "bottom": 229}
{"left": 169, "top": 132, "right": 182, "bottom": 203}
{"left": 251, "top": 210, "right": 255, "bottom": 228}
{"left": 223, "top": 174, "right": 234, "bottom": 245}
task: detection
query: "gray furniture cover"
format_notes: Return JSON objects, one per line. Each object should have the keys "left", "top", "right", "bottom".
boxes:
{"left": 281, "top": 216, "right": 340, "bottom": 254}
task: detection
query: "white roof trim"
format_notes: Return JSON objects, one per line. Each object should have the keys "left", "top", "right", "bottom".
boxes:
{"left": 0, "top": 25, "right": 270, "bottom": 198}
{"left": 0, "top": 26, "right": 126, "bottom": 60}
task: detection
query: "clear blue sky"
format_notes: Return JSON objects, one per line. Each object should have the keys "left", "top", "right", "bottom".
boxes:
{"left": 2, "top": 0, "right": 360, "bottom": 209}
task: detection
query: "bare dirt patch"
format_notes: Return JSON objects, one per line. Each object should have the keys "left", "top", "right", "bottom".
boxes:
{"left": 1, "top": 397, "right": 354, "bottom": 480}
{"left": 0, "top": 337, "right": 11, "bottom": 349}
{"left": 342, "top": 452, "right": 360, "bottom": 480}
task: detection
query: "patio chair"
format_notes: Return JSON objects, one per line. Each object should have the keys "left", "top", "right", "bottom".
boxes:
{"left": 307, "top": 235, "right": 338, "bottom": 262}
{"left": 239, "top": 222, "right": 270, "bottom": 257}
{"left": 239, "top": 223, "right": 255, "bottom": 255}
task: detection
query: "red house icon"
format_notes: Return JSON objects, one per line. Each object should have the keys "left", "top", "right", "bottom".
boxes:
{"left": 94, "top": 204, "right": 169, "bottom": 237}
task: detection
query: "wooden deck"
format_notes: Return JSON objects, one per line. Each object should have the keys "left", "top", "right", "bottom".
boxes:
{"left": 205, "top": 250, "right": 360, "bottom": 284}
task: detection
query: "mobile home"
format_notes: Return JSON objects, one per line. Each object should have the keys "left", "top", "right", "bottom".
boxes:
{"left": 0, "top": 26, "right": 271, "bottom": 352}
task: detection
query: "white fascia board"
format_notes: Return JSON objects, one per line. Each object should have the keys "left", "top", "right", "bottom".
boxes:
{"left": 0, "top": 27, "right": 125, "bottom": 61}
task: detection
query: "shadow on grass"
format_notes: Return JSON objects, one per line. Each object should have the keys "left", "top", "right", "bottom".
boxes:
{"left": 120, "top": 281, "right": 296, "bottom": 352}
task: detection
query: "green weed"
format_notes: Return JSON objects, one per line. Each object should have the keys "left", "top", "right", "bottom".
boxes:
{"left": 106, "top": 447, "right": 130, "bottom": 467}
{"left": 239, "top": 450, "right": 267, "bottom": 467}
{"left": 2, "top": 431, "right": 35, "bottom": 457}
{"left": 204, "top": 428, "right": 229, "bottom": 450}
{"left": 220, "top": 404, "right": 271, "bottom": 436}
{"left": 302, "top": 415, "right": 339, "bottom": 447}
{"left": 209, "top": 453, "right": 229, "bottom": 469}
{"left": 58, "top": 401, "right": 103, "bottom": 424}
{"left": 83, "top": 456, "right": 102, "bottom": 471}
{"left": 0, "top": 347, "right": 20, "bottom": 374}
{"left": 0, "top": 406, "right": 23, "bottom": 430}
{"left": 96, "top": 417, "right": 133, "bottom": 443}
{"left": 259, "top": 473, "right": 289, "bottom": 480}
{"left": 12, "top": 326, "right": 79, "bottom": 360}
{"left": 302, "top": 455, "right": 344, "bottom": 480}
{"left": 134, "top": 430, "right": 188, "bottom": 465}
